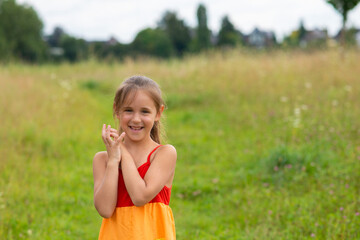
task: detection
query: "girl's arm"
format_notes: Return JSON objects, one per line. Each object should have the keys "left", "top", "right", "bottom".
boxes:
{"left": 120, "top": 143, "right": 177, "bottom": 207}
{"left": 93, "top": 125, "right": 122, "bottom": 218}
{"left": 93, "top": 152, "right": 119, "bottom": 218}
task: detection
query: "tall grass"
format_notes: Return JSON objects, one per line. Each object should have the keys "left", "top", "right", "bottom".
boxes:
{"left": 1, "top": 49, "right": 359, "bottom": 239}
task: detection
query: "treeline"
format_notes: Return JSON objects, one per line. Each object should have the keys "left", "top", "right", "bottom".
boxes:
{"left": 0, "top": 0, "right": 242, "bottom": 63}
{"left": 0, "top": 0, "right": 359, "bottom": 63}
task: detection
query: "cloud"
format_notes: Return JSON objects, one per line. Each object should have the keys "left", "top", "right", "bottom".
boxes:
{"left": 17, "top": 0, "right": 360, "bottom": 43}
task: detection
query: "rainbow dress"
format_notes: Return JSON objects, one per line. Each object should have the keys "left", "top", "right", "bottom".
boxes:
{"left": 98, "top": 145, "right": 176, "bottom": 240}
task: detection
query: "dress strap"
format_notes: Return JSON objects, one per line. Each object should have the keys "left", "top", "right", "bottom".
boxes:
{"left": 147, "top": 145, "right": 163, "bottom": 163}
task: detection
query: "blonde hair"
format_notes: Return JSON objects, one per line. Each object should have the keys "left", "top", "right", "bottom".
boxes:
{"left": 113, "top": 75, "right": 165, "bottom": 144}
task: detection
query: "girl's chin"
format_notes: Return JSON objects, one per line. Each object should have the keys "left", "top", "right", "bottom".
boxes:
{"left": 124, "top": 131, "right": 144, "bottom": 140}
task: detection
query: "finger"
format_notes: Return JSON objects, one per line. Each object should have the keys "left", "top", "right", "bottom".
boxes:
{"left": 119, "top": 132, "right": 126, "bottom": 142}
{"left": 110, "top": 132, "right": 119, "bottom": 139}
{"left": 106, "top": 125, "right": 112, "bottom": 143}
{"left": 110, "top": 129, "right": 118, "bottom": 137}
{"left": 104, "top": 125, "right": 112, "bottom": 145}
{"left": 101, "top": 124, "right": 108, "bottom": 144}
{"left": 115, "top": 132, "right": 125, "bottom": 145}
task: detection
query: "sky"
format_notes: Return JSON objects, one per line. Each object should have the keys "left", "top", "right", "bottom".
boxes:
{"left": 18, "top": 0, "right": 360, "bottom": 43}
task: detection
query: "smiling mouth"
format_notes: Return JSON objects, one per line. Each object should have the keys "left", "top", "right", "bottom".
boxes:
{"left": 129, "top": 126, "right": 144, "bottom": 131}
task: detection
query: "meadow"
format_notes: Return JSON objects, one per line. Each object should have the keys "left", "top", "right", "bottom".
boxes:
{"left": 0, "top": 49, "right": 359, "bottom": 239}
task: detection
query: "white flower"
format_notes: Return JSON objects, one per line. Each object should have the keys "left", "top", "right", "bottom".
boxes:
{"left": 280, "top": 96, "right": 288, "bottom": 103}
{"left": 60, "top": 80, "right": 72, "bottom": 91}
{"left": 344, "top": 85, "right": 352, "bottom": 92}
{"left": 293, "top": 118, "right": 301, "bottom": 128}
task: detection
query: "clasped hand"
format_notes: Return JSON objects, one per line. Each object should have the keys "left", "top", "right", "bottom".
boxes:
{"left": 101, "top": 124, "right": 125, "bottom": 163}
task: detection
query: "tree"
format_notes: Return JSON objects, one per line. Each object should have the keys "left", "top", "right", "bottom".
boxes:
{"left": 60, "top": 35, "right": 88, "bottom": 62}
{"left": 0, "top": 0, "right": 46, "bottom": 62}
{"left": 158, "top": 11, "right": 191, "bottom": 56}
{"left": 217, "top": 16, "right": 240, "bottom": 47}
{"left": 0, "top": 27, "right": 11, "bottom": 61}
{"left": 298, "top": 20, "right": 306, "bottom": 43}
{"left": 48, "top": 26, "right": 65, "bottom": 48}
{"left": 196, "top": 4, "right": 211, "bottom": 50}
{"left": 131, "top": 28, "right": 174, "bottom": 58}
{"left": 326, "top": 0, "right": 360, "bottom": 47}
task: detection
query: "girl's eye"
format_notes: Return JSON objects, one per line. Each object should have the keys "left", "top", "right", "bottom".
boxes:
{"left": 124, "top": 109, "right": 132, "bottom": 112}
{"left": 142, "top": 110, "right": 150, "bottom": 114}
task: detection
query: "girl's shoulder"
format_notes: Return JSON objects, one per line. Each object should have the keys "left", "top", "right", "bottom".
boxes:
{"left": 155, "top": 144, "right": 177, "bottom": 161}
{"left": 93, "top": 151, "right": 109, "bottom": 164}
{"left": 160, "top": 144, "right": 176, "bottom": 153}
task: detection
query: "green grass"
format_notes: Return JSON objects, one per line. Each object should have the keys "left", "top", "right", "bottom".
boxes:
{"left": 1, "top": 49, "right": 360, "bottom": 239}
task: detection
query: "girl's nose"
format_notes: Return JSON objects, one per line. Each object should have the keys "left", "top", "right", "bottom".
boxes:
{"left": 132, "top": 112, "right": 141, "bottom": 122}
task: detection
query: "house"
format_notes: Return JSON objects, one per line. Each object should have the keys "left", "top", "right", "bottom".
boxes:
{"left": 356, "top": 30, "right": 360, "bottom": 46}
{"left": 299, "top": 28, "right": 328, "bottom": 48}
{"left": 334, "top": 28, "right": 360, "bottom": 47}
{"left": 106, "top": 36, "right": 118, "bottom": 46}
{"left": 245, "top": 27, "right": 276, "bottom": 48}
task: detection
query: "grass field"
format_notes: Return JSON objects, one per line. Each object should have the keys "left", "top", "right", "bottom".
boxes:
{"left": 0, "top": 49, "right": 359, "bottom": 239}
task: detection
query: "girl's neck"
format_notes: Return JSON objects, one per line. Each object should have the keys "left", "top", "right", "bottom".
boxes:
{"left": 124, "top": 136, "right": 158, "bottom": 153}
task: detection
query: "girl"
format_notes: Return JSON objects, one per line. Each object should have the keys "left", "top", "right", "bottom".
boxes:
{"left": 93, "top": 76, "right": 177, "bottom": 240}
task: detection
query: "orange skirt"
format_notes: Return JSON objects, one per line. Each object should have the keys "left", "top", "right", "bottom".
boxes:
{"left": 98, "top": 202, "right": 176, "bottom": 240}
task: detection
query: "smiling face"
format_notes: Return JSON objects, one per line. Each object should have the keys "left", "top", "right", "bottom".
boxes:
{"left": 118, "top": 90, "right": 163, "bottom": 143}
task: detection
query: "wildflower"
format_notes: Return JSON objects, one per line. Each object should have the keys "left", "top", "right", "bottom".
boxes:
{"left": 268, "top": 210, "right": 273, "bottom": 215}
{"left": 274, "top": 166, "right": 279, "bottom": 171}
{"left": 329, "top": 190, "right": 334, "bottom": 195}
{"left": 355, "top": 212, "right": 359, "bottom": 216}
{"left": 293, "top": 118, "right": 301, "bottom": 128}
{"left": 332, "top": 100, "right": 338, "bottom": 107}
{"left": 345, "top": 184, "right": 349, "bottom": 188}
{"left": 286, "top": 164, "right": 292, "bottom": 169}
{"left": 305, "top": 82, "right": 312, "bottom": 89}
{"left": 340, "top": 207, "right": 344, "bottom": 211}
{"left": 212, "top": 178, "right": 219, "bottom": 184}
{"left": 27, "top": 229, "right": 32, "bottom": 236}
{"left": 301, "top": 104, "right": 308, "bottom": 111}
{"left": 311, "top": 233, "right": 315, "bottom": 237}
{"left": 192, "top": 190, "right": 201, "bottom": 196}
{"left": 280, "top": 96, "right": 288, "bottom": 103}
{"left": 344, "top": 85, "right": 352, "bottom": 92}
{"left": 293, "top": 108, "right": 301, "bottom": 128}
{"left": 176, "top": 193, "right": 184, "bottom": 199}
{"left": 60, "top": 80, "right": 72, "bottom": 91}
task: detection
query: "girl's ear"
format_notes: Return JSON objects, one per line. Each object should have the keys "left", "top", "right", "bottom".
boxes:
{"left": 155, "top": 105, "right": 165, "bottom": 121}
{"left": 113, "top": 103, "right": 120, "bottom": 119}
